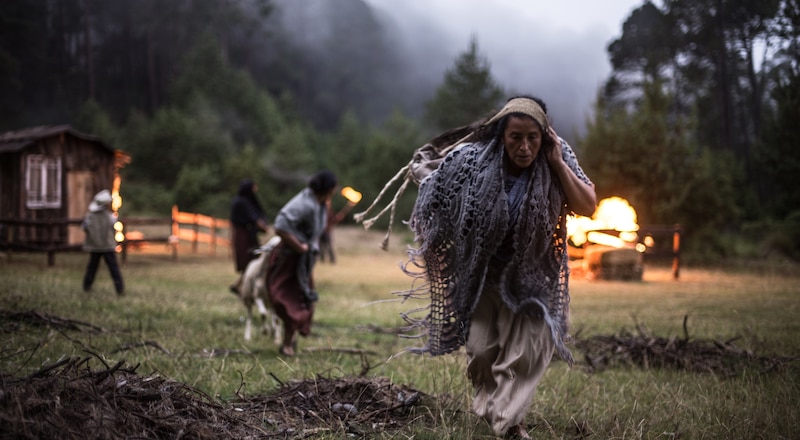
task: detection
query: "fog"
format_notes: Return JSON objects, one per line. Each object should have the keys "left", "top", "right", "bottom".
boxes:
{"left": 363, "top": 0, "right": 642, "bottom": 139}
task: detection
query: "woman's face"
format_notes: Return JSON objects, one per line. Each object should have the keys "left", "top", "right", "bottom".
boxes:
{"left": 503, "top": 115, "right": 542, "bottom": 176}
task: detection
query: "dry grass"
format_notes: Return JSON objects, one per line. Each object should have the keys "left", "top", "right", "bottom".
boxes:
{"left": 1, "top": 226, "right": 799, "bottom": 439}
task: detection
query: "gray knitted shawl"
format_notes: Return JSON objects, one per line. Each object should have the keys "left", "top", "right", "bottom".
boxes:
{"left": 404, "top": 137, "right": 584, "bottom": 366}
{"left": 274, "top": 188, "right": 327, "bottom": 302}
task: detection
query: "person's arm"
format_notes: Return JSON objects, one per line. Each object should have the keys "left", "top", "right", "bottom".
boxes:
{"left": 275, "top": 228, "right": 309, "bottom": 253}
{"left": 545, "top": 127, "right": 597, "bottom": 217}
{"left": 256, "top": 218, "right": 269, "bottom": 233}
{"left": 331, "top": 202, "right": 356, "bottom": 225}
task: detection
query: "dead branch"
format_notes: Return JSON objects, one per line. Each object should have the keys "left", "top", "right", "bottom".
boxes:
{"left": 302, "top": 346, "right": 378, "bottom": 356}
{"left": 0, "top": 309, "right": 105, "bottom": 333}
{"left": 111, "top": 340, "right": 172, "bottom": 356}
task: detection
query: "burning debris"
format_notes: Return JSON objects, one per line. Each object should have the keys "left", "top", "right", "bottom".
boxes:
{"left": 568, "top": 197, "right": 647, "bottom": 280}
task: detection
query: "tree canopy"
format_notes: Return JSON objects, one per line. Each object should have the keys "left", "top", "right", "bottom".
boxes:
{"left": 424, "top": 38, "right": 505, "bottom": 132}
{"left": 586, "top": 0, "right": 800, "bottom": 260}
{"left": 2, "top": 0, "right": 799, "bottom": 261}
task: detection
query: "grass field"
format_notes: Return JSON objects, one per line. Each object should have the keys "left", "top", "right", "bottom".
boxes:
{"left": 1, "top": 226, "right": 799, "bottom": 439}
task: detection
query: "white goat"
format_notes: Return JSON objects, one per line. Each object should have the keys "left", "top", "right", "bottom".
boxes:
{"left": 239, "top": 236, "right": 282, "bottom": 343}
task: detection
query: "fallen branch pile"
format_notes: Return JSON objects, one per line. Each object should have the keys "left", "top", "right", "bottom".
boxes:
{"left": 0, "top": 356, "right": 431, "bottom": 439}
{"left": 573, "top": 316, "right": 798, "bottom": 376}
{"left": 231, "top": 374, "right": 428, "bottom": 437}
{"left": 1, "top": 310, "right": 797, "bottom": 438}
{"left": 0, "top": 357, "right": 252, "bottom": 439}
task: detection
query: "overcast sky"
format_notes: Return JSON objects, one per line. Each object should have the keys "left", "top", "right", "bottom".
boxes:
{"left": 365, "top": 0, "right": 645, "bottom": 137}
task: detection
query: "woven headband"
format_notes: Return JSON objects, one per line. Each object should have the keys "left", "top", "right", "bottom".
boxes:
{"left": 484, "top": 97, "right": 548, "bottom": 131}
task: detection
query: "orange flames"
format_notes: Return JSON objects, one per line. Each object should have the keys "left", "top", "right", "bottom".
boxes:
{"left": 341, "top": 186, "right": 363, "bottom": 205}
{"left": 567, "top": 197, "right": 646, "bottom": 252}
{"left": 111, "top": 174, "right": 125, "bottom": 246}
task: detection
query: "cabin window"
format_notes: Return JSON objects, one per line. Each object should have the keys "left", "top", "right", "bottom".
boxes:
{"left": 25, "top": 155, "right": 62, "bottom": 209}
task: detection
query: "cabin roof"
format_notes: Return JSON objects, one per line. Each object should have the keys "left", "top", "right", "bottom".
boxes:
{"left": 0, "top": 125, "right": 113, "bottom": 154}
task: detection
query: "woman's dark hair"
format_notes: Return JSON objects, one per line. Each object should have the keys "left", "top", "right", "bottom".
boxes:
{"left": 309, "top": 170, "right": 338, "bottom": 196}
{"left": 234, "top": 178, "right": 265, "bottom": 216}
{"left": 237, "top": 179, "right": 255, "bottom": 196}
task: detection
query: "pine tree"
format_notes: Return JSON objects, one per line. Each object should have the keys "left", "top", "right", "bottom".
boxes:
{"left": 424, "top": 37, "right": 504, "bottom": 131}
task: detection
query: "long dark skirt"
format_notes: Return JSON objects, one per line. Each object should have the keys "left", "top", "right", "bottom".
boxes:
{"left": 233, "top": 225, "right": 258, "bottom": 272}
{"left": 267, "top": 242, "right": 315, "bottom": 338}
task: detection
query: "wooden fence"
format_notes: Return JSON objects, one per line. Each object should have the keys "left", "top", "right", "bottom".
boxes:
{"left": 120, "top": 205, "right": 230, "bottom": 263}
{"left": 0, "top": 217, "right": 84, "bottom": 266}
{"left": 0, "top": 206, "right": 230, "bottom": 266}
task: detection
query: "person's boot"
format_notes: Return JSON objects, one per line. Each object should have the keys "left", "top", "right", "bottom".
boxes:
{"left": 279, "top": 336, "right": 296, "bottom": 356}
{"left": 505, "top": 422, "right": 531, "bottom": 439}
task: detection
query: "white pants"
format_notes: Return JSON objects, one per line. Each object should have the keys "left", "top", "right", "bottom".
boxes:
{"left": 466, "top": 287, "right": 555, "bottom": 435}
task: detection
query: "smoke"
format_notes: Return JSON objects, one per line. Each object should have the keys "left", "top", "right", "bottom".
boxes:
{"left": 363, "top": 0, "right": 638, "bottom": 140}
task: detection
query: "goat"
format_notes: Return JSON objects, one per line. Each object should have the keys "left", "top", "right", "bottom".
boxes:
{"left": 239, "top": 236, "right": 282, "bottom": 344}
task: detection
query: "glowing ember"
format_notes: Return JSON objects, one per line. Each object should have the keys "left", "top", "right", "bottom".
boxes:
{"left": 587, "top": 231, "right": 627, "bottom": 248}
{"left": 341, "top": 186, "right": 362, "bottom": 205}
{"left": 114, "top": 221, "right": 125, "bottom": 243}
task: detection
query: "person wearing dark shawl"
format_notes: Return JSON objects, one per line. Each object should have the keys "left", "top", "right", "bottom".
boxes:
{"left": 267, "top": 170, "right": 338, "bottom": 356}
{"left": 406, "top": 96, "right": 596, "bottom": 438}
{"left": 229, "top": 179, "right": 270, "bottom": 294}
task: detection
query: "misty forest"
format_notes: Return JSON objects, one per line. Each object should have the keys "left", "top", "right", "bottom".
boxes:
{"left": 2, "top": 0, "right": 799, "bottom": 263}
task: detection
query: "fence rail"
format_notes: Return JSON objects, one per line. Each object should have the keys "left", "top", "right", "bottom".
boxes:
{"left": 0, "top": 206, "right": 230, "bottom": 266}
{"left": 120, "top": 205, "right": 230, "bottom": 263}
{"left": 0, "top": 217, "right": 84, "bottom": 266}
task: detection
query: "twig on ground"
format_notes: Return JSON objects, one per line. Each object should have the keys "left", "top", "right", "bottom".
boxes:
{"left": 111, "top": 340, "right": 172, "bottom": 356}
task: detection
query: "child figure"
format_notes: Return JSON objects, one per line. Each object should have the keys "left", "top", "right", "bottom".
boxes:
{"left": 82, "top": 190, "right": 124, "bottom": 296}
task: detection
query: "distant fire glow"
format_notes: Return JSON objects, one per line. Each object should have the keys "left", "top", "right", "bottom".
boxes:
{"left": 112, "top": 174, "right": 124, "bottom": 249}
{"left": 114, "top": 221, "right": 125, "bottom": 243}
{"left": 567, "top": 196, "right": 644, "bottom": 250}
{"left": 111, "top": 175, "right": 123, "bottom": 212}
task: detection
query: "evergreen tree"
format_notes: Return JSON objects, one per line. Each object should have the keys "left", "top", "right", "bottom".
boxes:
{"left": 356, "top": 110, "right": 425, "bottom": 228}
{"left": 75, "top": 100, "right": 119, "bottom": 145}
{"left": 581, "top": 81, "right": 740, "bottom": 259}
{"left": 756, "top": 73, "right": 800, "bottom": 219}
{"left": 424, "top": 38, "right": 504, "bottom": 131}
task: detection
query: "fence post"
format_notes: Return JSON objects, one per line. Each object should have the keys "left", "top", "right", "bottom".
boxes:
{"left": 47, "top": 219, "right": 56, "bottom": 267}
{"left": 672, "top": 224, "right": 681, "bottom": 280}
{"left": 209, "top": 218, "right": 216, "bottom": 256}
{"left": 171, "top": 205, "right": 179, "bottom": 261}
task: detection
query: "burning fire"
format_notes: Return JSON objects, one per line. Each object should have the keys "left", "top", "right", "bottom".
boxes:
{"left": 341, "top": 186, "right": 363, "bottom": 205}
{"left": 111, "top": 175, "right": 123, "bottom": 212}
{"left": 567, "top": 197, "right": 645, "bottom": 251}
{"left": 111, "top": 174, "right": 125, "bottom": 247}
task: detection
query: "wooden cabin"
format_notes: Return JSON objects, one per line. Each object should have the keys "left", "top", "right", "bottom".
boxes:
{"left": 0, "top": 125, "right": 127, "bottom": 255}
